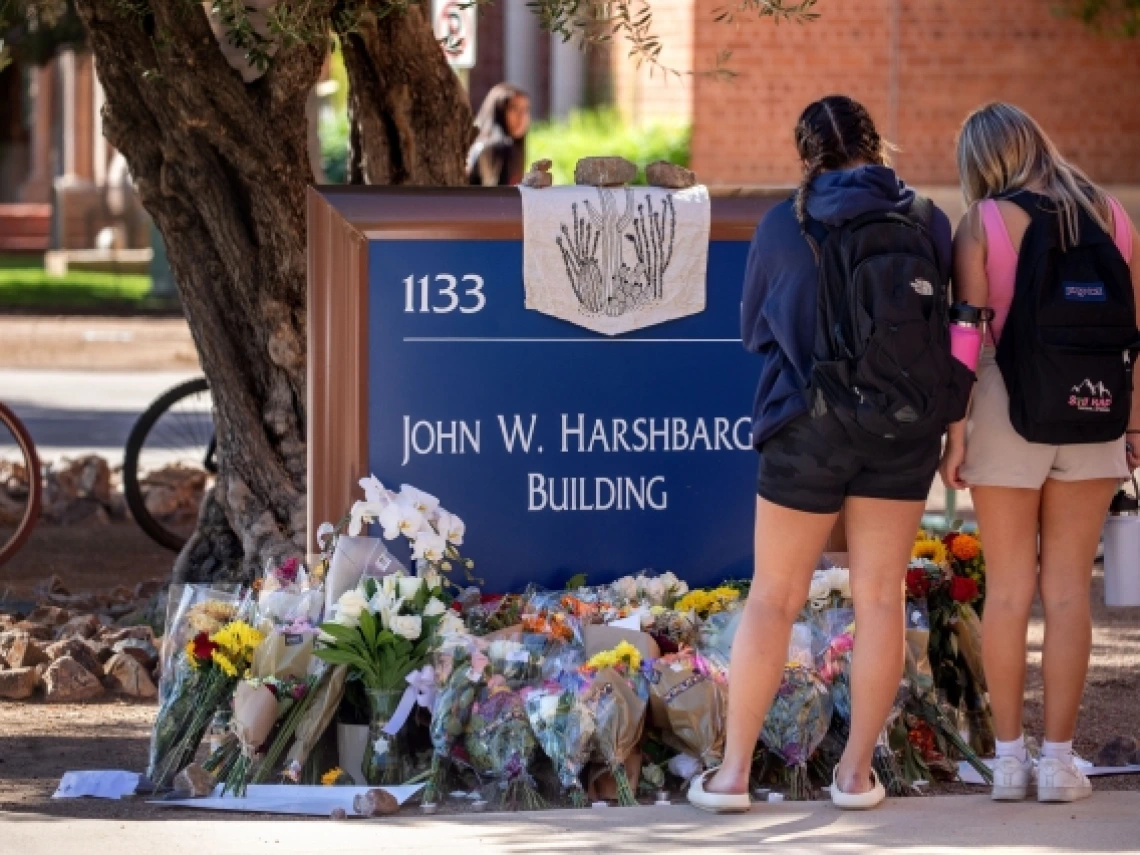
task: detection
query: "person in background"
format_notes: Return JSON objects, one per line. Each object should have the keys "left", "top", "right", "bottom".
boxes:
{"left": 943, "top": 103, "right": 1140, "bottom": 804}
{"left": 688, "top": 95, "right": 957, "bottom": 814}
{"left": 467, "top": 83, "right": 530, "bottom": 187}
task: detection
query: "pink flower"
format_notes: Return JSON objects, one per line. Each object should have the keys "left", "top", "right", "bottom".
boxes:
{"left": 830, "top": 634, "right": 854, "bottom": 655}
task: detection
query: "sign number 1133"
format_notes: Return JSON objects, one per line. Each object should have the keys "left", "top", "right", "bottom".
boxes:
{"left": 404, "top": 274, "right": 485, "bottom": 314}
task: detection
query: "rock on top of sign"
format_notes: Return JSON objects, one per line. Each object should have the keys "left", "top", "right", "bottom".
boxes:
{"left": 521, "top": 161, "right": 554, "bottom": 189}
{"left": 574, "top": 156, "right": 637, "bottom": 188}
{"left": 646, "top": 161, "right": 697, "bottom": 190}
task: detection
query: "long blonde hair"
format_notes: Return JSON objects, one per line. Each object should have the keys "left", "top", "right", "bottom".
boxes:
{"left": 956, "top": 102, "right": 1112, "bottom": 249}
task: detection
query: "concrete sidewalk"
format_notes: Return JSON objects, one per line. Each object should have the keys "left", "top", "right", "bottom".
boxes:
{"left": 4, "top": 793, "right": 1139, "bottom": 855}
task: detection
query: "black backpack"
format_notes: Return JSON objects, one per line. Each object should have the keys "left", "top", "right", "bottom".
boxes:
{"left": 995, "top": 191, "right": 1138, "bottom": 445}
{"left": 804, "top": 196, "right": 974, "bottom": 444}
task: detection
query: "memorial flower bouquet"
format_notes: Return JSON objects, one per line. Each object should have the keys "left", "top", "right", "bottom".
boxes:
{"left": 523, "top": 679, "right": 593, "bottom": 806}
{"left": 424, "top": 639, "right": 485, "bottom": 803}
{"left": 579, "top": 641, "right": 650, "bottom": 806}
{"left": 314, "top": 572, "right": 452, "bottom": 784}
{"left": 464, "top": 673, "right": 546, "bottom": 810}
{"left": 147, "top": 615, "right": 264, "bottom": 790}
{"left": 647, "top": 650, "right": 727, "bottom": 769}
{"left": 760, "top": 663, "right": 833, "bottom": 801}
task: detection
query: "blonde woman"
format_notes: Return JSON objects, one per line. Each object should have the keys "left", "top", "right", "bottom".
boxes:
{"left": 942, "top": 102, "right": 1140, "bottom": 803}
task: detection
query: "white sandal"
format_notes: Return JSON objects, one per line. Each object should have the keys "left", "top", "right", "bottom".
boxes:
{"left": 687, "top": 769, "right": 751, "bottom": 814}
{"left": 829, "top": 767, "right": 886, "bottom": 810}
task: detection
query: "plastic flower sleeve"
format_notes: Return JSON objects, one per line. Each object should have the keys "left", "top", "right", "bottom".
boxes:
{"left": 523, "top": 684, "right": 590, "bottom": 806}
{"left": 760, "top": 665, "right": 834, "bottom": 800}
{"left": 463, "top": 676, "right": 545, "bottom": 810}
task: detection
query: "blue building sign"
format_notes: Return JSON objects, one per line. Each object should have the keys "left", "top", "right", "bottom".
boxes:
{"left": 364, "top": 224, "right": 766, "bottom": 592}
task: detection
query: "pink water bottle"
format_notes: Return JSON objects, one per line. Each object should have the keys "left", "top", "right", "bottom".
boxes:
{"left": 949, "top": 302, "right": 989, "bottom": 371}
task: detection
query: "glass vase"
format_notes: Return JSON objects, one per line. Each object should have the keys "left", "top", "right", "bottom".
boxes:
{"left": 364, "top": 688, "right": 411, "bottom": 785}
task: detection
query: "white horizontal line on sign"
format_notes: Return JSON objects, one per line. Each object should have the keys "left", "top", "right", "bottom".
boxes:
{"left": 402, "top": 337, "right": 741, "bottom": 343}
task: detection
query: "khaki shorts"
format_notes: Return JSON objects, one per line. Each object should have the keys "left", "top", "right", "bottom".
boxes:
{"left": 960, "top": 350, "right": 1129, "bottom": 489}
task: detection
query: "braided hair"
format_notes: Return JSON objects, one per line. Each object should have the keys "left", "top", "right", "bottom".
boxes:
{"left": 793, "top": 96, "right": 890, "bottom": 227}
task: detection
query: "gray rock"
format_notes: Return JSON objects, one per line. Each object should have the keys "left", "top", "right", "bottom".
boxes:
{"left": 521, "top": 169, "right": 553, "bottom": 189}
{"left": 646, "top": 160, "right": 697, "bottom": 189}
{"left": 0, "top": 667, "right": 37, "bottom": 700}
{"left": 574, "top": 156, "right": 637, "bottom": 187}
{"left": 104, "top": 652, "right": 158, "bottom": 699}
{"left": 173, "top": 763, "right": 215, "bottom": 797}
{"left": 55, "top": 614, "right": 102, "bottom": 640}
{"left": 43, "top": 655, "right": 105, "bottom": 702}
{"left": 112, "top": 638, "right": 158, "bottom": 669}
{"left": 0, "top": 630, "right": 47, "bottom": 669}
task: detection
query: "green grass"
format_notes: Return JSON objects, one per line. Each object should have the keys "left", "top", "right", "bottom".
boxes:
{"left": 0, "top": 254, "right": 153, "bottom": 308}
{"left": 528, "top": 108, "right": 692, "bottom": 186}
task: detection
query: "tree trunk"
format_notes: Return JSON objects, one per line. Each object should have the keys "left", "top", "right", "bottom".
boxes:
{"left": 74, "top": 0, "right": 473, "bottom": 584}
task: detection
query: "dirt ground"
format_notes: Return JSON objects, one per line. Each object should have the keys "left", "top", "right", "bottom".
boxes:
{"left": 0, "top": 316, "right": 198, "bottom": 371}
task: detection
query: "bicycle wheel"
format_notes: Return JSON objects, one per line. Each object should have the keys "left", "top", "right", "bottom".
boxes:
{"left": 123, "top": 377, "right": 216, "bottom": 552}
{"left": 0, "top": 401, "right": 42, "bottom": 566}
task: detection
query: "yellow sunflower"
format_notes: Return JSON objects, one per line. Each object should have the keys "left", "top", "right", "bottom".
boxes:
{"left": 912, "top": 538, "right": 948, "bottom": 566}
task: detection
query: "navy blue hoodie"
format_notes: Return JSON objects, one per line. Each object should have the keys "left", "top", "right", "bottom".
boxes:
{"left": 741, "top": 165, "right": 952, "bottom": 448}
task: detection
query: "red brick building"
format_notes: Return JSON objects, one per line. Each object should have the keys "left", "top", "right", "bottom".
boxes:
{"left": 614, "top": 0, "right": 1140, "bottom": 190}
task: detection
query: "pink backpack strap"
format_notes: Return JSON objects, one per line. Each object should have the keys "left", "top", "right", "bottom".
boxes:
{"left": 979, "top": 199, "right": 1017, "bottom": 262}
{"left": 1108, "top": 197, "right": 1133, "bottom": 264}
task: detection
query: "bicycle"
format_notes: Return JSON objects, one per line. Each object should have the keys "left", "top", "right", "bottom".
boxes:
{"left": 122, "top": 377, "right": 217, "bottom": 552}
{"left": 0, "top": 400, "right": 43, "bottom": 565}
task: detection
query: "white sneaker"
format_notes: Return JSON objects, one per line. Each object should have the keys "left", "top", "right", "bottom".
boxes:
{"left": 991, "top": 755, "right": 1034, "bottom": 801}
{"left": 1037, "top": 756, "right": 1092, "bottom": 803}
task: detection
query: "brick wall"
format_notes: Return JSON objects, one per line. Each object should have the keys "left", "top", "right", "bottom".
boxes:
{"left": 612, "top": 0, "right": 695, "bottom": 125}
{"left": 617, "top": 0, "right": 1140, "bottom": 186}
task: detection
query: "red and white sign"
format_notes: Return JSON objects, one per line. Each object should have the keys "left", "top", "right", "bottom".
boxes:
{"left": 433, "top": 0, "right": 477, "bottom": 69}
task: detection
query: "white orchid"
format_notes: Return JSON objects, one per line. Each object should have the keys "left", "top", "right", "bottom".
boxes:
{"left": 347, "top": 500, "right": 388, "bottom": 537}
{"left": 391, "top": 614, "right": 422, "bottom": 641}
{"left": 377, "top": 501, "right": 424, "bottom": 541}
{"left": 412, "top": 531, "right": 447, "bottom": 563}
{"left": 435, "top": 511, "right": 466, "bottom": 545}
{"left": 333, "top": 587, "right": 370, "bottom": 627}
{"left": 424, "top": 597, "right": 447, "bottom": 617}
{"left": 398, "top": 485, "right": 440, "bottom": 515}
{"left": 359, "top": 474, "right": 395, "bottom": 507}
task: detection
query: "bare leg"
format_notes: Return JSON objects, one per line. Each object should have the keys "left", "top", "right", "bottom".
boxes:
{"left": 833, "top": 497, "right": 926, "bottom": 794}
{"left": 1038, "top": 478, "right": 1117, "bottom": 742}
{"left": 704, "top": 497, "right": 836, "bottom": 794}
{"left": 972, "top": 486, "right": 1041, "bottom": 741}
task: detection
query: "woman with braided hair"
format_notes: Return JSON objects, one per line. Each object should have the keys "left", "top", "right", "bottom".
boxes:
{"left": 688, "top": 95, "right": 955, "bottom": 812}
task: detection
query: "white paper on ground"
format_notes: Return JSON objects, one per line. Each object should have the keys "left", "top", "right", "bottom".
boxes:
{"left": 607, "top": 614, "right": 641, "bottom": 631}
{"left": 152, "top": 783, "right": 425, "bottom": 816}
{"left": 957, "top": 758, "right": 1140, "bottom": 785}
{"left": 53, "top": 770, "right": 141, "bottom": 799}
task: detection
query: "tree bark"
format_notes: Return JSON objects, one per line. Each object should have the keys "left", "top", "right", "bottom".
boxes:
{"left": 73, "top": 0, "right": 473, "bottom": 584}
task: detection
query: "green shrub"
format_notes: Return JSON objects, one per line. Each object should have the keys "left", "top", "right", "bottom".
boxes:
{"left": 321, "top": 109, "right": 350, "bottom": 185}
{"left": 527, "top": 108, "right": 691, "bottom": 186}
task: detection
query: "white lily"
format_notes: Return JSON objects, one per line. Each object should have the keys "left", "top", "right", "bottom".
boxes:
{"left": 421, "top": 566, "right": 442, "bottom": 591}
{"left": 398, "top": 485, "right": 440, "bottom": 515}
{"left": 435, "top": 510, "right": 466, "bottom": 545}
{"left": 424, "top": 596, "right": 447, "bottom": 617}
{"left": 377, "top": 501, "right": 424, "bottom": 541}
{"left": 347, "top": 500, "right": 388, "bottom": 537}
{"left": 412, "top": 532, "right": 447, "bottom": 563}
{"left": 398, "top": 574, "right": 424, "bottom": 600}
{"left": 381, "top": 573, "right": 399, "bottom": 597}
{"left": 438, "top": 611, "right": 466, "bottom": 637}
{"left": 333, "top": 587, "right": 369, "bottom": 627}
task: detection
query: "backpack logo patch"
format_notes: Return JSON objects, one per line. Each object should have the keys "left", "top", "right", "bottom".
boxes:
{"left": 910, "top": 278, "right": 933, "bottom": 297}
{"left": 1063, "top": 281, "right": 1106, "bottom": 302}
{"left": 1069, "top": 378, "right": 1113, "bottom": 413}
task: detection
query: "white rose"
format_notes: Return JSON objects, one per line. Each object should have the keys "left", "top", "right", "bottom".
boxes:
{"left": 391, "top": 614, "right": 422, "bottom": 641}
{"left": 424, "top": 597, "right": 446, "bottom": 617}
{"left": 334, "top": 588, "right": 369, "bottom": 627}
{"left": 397, "top": 574, "right": 424, "bottom": 600}
{"left": 807, "top": 573, "right": 830, "bottom": 603}
{"left": 827, "top": 566, "right": 852, "bottom": 599}
{"left": 644, "top": 577, "right": 666, "bottom": 605}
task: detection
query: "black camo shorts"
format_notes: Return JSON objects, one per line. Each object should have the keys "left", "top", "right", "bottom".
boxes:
{"left": 757, "top": 409, "right": 941, "bottom": 514}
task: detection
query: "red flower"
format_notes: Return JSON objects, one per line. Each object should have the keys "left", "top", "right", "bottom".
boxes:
{"left": 942, "top": 531, "right": 959, "bottom": 549}
{"left": 906, "top": 568, "right": 931, "bottom": 599}
{"left": 191, "top": 631, "right": 219, "bottom": 662}
{"left": 276, "top": 557, "right": 300, "bottom": 584}
{"left": 264, "top": 682, "right": 280, "bottom": 699}
{"left": 949, "top": 575, "right": 979, "bottom": 603}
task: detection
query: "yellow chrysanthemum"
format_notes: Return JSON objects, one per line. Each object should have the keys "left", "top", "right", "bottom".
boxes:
{"left": 209, "top": 621, "right": 264, "bottom": 666}
{"left": 676, "top": 586, "right": 741, "bottom": 618}
{"left": 950, "top": 533, "right": 981, "bottom": 562}
{"left": 321, "top": 767, "right": 345, "bottom": 786}
{"left": 586, "top": 640, "right": 642, "bottom": 673}
{"left": 211, "top": 650, "right": 238, "bottom": 678}
{"left": 912, "top": 538, "right": 948, "bottom": 566}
